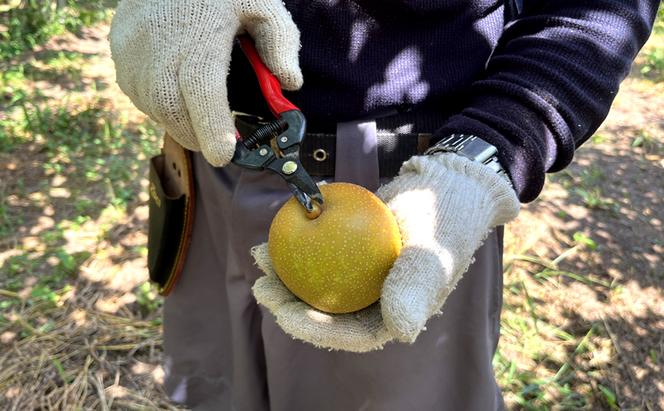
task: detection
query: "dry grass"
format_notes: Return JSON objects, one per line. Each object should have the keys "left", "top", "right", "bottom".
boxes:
{"left": 0, "top": 289, "right": 179, "bottom": 410}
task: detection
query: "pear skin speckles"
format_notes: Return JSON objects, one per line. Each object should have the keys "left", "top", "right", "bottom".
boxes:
{"left": 268, "top": 183, "right": 402, "bottom": 314}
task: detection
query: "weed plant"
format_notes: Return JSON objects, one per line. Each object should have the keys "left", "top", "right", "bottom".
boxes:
{"left": 0, "top": 0, "right": 114, "bottom": 59}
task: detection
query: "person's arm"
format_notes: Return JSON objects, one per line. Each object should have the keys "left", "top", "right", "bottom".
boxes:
{"left": 436, "top": 0, "right": 659, "bottom": 202}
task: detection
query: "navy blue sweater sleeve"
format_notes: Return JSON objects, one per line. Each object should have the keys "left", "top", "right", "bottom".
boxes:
{"left": 436, "top": 0, "right": 659, "bottom": 202}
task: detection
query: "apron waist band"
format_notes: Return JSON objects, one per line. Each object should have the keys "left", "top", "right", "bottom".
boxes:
{"left": 301, "top": 130, "right": 432, "bottom": 179}
{"left": 235, "top": 114, "right": 434, "bottom": 181}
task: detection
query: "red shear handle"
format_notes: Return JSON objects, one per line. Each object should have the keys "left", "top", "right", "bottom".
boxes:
{"left": 238, "top": 35, "right": 299, "bottom": 116}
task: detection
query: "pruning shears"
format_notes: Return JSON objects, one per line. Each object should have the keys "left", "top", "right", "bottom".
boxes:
{"left": 232, "top": 35, "right": 324, "bottom": 217}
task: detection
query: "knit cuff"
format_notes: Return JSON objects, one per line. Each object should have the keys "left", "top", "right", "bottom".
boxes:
{"left": 403, "top": 153, "right": 520, "bottom": 228}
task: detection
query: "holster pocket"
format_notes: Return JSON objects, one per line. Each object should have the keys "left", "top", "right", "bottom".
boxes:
{"left": 147, "top": 135, "right": 195, "bottom": 296}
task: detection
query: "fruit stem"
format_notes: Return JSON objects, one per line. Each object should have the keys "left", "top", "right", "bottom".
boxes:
{"left": 305, "top": 201, "right": 324, "bottom": 219}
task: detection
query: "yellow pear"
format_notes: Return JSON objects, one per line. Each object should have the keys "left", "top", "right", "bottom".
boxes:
{"left": 268, "top": 183, "right": 402, "bottom": 314}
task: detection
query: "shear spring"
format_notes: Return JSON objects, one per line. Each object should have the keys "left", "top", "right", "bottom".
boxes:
{"left": 242, "top": 118, "right": 288, "bottom": 149}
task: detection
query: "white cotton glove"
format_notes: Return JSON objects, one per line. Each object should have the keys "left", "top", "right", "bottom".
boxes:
{"left": 109, "top": 0, "right": 303, "bottom": 166}
{"left": 375, "top": 154, "right": 520, "bottom": 342}
{"left": 252, "top": 153, "right": 520, "bottom": 352}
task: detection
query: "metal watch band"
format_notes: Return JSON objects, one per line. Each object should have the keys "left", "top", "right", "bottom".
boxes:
{"left": 424, "top": 134, "right": 508, "bottom": 178}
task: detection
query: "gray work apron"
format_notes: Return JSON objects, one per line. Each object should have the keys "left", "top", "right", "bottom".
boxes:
{"left": 162, "top": 121, "right": 505, "bottom": 411}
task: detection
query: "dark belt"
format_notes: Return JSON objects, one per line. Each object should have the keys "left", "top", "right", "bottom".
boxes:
{"left": 235, "top": 114, "right": 433, "bottom": 178}
{"left": 300, "top": 132, "right": 432, "bottom": 178}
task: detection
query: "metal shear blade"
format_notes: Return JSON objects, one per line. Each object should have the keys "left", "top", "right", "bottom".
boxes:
{"left": 232, "top": 116, "right": 323, "bottom": 213}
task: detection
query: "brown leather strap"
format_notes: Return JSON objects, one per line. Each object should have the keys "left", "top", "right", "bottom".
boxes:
{"left": 161, "top": 134, "right": 194, "bottom": 198}
{"left": 155, "top": 134, "right": 195, "bottom": 296}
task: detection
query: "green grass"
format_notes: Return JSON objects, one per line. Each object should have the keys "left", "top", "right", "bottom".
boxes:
{"left": 1, "top": 63, "right": 159, "bottom": 342}
{"left": 632, "top": 128, "right": 663, "bottom": 156}
{"left": 498, "top": 248, "right": 617, "bottom": 409}
{"left": 640, "top": 46, "right": 664, "bottom": 82}
{"left": 0, "top": 91, "right": 159, "bottom": 274}
{"left": 0, "top": 0, "right": 115, "bottom": 59}
{"left": 0, "top": 2, "right": 158, "bottom": 327}
{"left": 638, "top": 4, "right": 664, "bottom": 83}
{"left": 135, "top": 281, "right": 163, "bottom": 316}
{"left": 3, "top": 91, "right": 160, "bottom": 204}
{"left": 654, "top": 3, "right": 664, "bottom": 35}
{"left": 498, "top": 217, "right": 630, "bottom": 409}
{"left": 550, "top": 167, "right": 618, "bottom": 212}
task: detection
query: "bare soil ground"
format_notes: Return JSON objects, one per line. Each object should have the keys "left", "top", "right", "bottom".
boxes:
{"left": 0, "top": 23, "right": 662, "bottom": 410}
{"left": 498, "top": 32, "right": 664, "bottom": 409}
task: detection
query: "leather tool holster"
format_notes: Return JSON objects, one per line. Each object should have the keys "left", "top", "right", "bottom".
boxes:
{"left": 147, "top": 134, "right": 195, "bottom": 296}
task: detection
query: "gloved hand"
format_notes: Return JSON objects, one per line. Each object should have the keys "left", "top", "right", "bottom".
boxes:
{"left": 109, "top": 0, "right": 303, "bottom": 167}
{"left": 252, "top": 153, "right": 520, "bottom": 352}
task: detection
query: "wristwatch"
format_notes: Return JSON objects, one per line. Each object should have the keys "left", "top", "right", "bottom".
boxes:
{"left": 424, "top": 134, "right": 509, "bottom": 181}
